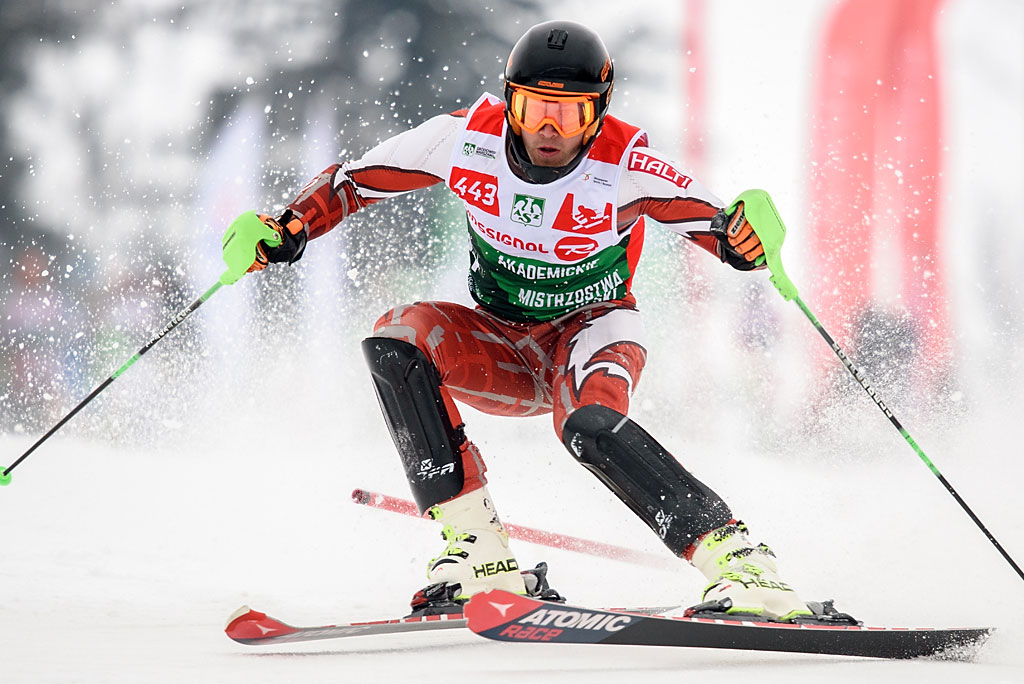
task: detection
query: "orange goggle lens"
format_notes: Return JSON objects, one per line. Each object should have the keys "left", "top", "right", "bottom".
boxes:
{"left": 509, "top": 88, "right": 598, "bottom": 138}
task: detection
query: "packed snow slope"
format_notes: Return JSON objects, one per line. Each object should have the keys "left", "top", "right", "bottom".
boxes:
{"left": 2, "top": 366, "right": 1023, "bottom": 683}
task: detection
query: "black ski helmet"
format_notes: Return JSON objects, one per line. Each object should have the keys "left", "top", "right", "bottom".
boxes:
{"left": 503, "top": 20, "right": 615, "bottom": 184}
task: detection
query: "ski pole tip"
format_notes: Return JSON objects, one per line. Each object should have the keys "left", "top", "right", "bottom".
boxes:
{"left": 0, "top": 468, "right": 11, "bottom": 486}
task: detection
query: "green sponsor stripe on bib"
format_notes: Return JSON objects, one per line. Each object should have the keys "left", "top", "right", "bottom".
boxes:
{"left": 468, "top": 231, "right": 633, "bottom": 322}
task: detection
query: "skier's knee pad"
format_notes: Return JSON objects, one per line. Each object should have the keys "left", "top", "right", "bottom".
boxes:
{"left": 362, "top": 336, "right": 465, "bottom": 513}
{"left": 561, "top": 405, "right": 733, "bottom": 555}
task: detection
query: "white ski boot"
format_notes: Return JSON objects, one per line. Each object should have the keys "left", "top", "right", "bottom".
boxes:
{"left": 410, "top": 486, "right": 549, "bottom": 615}
{"left": 687, "top": 521, "right": 813, "bottom": 622}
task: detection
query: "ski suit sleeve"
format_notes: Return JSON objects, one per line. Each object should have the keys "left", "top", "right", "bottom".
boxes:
{"left": 284, "top": 112, "right": 465, "bottom": 240}
{"left": 617, "top": 146, "right": 729, "bottom": 260}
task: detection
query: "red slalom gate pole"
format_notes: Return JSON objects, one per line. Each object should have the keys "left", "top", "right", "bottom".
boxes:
{"left": 351, "top": 488, "right": 678, "bottom": 571}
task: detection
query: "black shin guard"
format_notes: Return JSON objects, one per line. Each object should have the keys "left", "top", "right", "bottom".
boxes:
{"left": 561, "top": 405, "right": 733, "bottom": 556}
{"left": 362, "top": 337, "right": 466, "bottom": 513}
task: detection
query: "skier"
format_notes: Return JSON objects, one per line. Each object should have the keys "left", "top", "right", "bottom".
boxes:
{"left": 238, "top": 20, "right": 813, "bottom": 621}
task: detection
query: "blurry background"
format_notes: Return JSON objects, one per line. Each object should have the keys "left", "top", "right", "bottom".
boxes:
{"left": 2, "top": 0, "right": 1021, "bottom": 448}
{"left": 1, "top": 0, "right": 1023, "bottom": 663}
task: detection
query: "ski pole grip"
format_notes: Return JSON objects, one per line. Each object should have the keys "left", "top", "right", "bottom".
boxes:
{"left": 219, "top": 210, "right": 283, "bottom": 286}
{"left": 730, "top": 189, "right": 799, "bottom": 302}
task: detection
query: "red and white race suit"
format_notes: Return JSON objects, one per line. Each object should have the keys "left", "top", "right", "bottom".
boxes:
{"left": 283, "top": 93, "right": 729, "bottom": 496}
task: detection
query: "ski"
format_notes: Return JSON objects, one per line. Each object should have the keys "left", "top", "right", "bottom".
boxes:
{"left": 225, "top": 605, "right": 468, "bottom": 645}
{"left": 464, "top": 590, "right": 993, "bottom": 661}
{"left": 225, "top": 602, "right": 681, "bottom": 646}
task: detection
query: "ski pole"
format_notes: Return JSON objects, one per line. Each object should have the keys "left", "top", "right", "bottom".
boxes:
{"left": 0, "top": 211, "right": 280, "bottom": 486}
{"left": 0, "top": 280, "right": 223, "bottom": 484}
{"left": 737, "top": 189, "right": 1024, "bottom": 584}
{"left": 352, "top": 488, "right": 680, "bottom": 571}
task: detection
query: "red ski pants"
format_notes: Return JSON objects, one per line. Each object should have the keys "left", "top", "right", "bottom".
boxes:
{"left": 371, "top": 299, "right": 648, "bottom": 497}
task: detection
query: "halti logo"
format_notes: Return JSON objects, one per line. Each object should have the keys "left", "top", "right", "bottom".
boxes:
{"left": 511, "top": 194, "right": 545, "bottom": 227}
{"left": 628, "top": 151, "right": 693, "bottom": 189}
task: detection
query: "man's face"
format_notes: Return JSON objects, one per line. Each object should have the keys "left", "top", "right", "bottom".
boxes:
{"left": 521, "top": 124, "right": 585, "bottom": 167}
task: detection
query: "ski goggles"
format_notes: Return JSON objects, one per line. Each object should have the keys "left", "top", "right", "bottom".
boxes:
{"left": 508, "top": 86, "right": 599, "bottom": 138}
